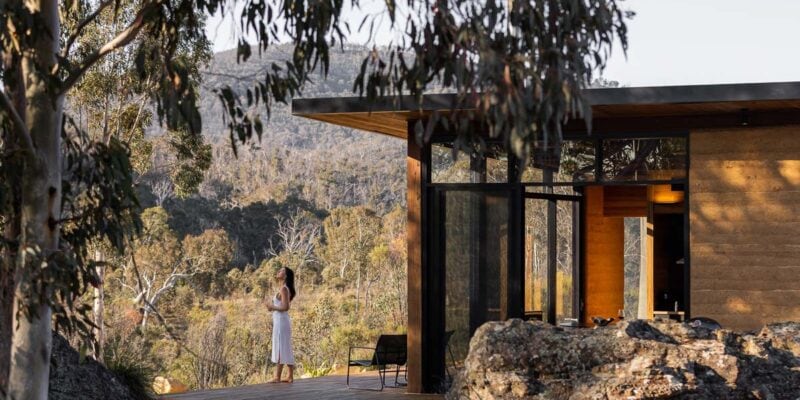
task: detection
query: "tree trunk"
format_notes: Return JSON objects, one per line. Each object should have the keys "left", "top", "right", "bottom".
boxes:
{"left": 141, "top": 307, "right": 149, "bottom": 331}
{"left": 93, "top": 251, "right": 105, "bottom": 363}
{"left": 0, "top": 183, "right": 17, "bottom": 396}
{"left": 355, "top": 267, "right": 361, "bottom": 316}
{"left": 7, "top": 0, "right": 62, "bottom": 396}
{"left": 0, "top": 47, "right": 26, "bottom": 396}
{"left": 0, "top": 227, "right": 14, "bottom": 397}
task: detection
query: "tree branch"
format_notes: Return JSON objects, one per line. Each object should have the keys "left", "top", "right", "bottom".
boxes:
{"left": 122, "top": 94, "right": 149, "bottom": 144}
{"left": 116, "top": 278, "right": 139, "bottom": 296}
{"left": 63, "top": 0, "right": 116, "bottom": 57}
{"left": 60, "top": 1, "right": 156, "bottom": 94}
{"left": 148, "top": 272, "right": 193, "bottom": 309}
{"left": 0, "top": 89, "right": 35, "bottom": 156}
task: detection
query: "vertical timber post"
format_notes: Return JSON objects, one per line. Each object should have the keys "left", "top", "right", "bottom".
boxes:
{"left": 507, "top": 153, "right": 523, "bottom": 321}
{"left": 544, "top": 169, "right": 557, "bottom": 324}
{"left": 468, "top": 153, "right": 486, "bottom": 335}
{"left": 406, "top": 121, "right": 430, "bottom": 393}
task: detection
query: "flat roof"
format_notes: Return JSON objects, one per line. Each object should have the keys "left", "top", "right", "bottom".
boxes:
{"left": 292, "top": 81, "right": 800, "bottom": 139}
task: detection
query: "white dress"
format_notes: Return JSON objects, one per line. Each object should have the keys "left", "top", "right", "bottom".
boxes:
{"left": 271, "top": 288, "right": 295, "bottom": 365}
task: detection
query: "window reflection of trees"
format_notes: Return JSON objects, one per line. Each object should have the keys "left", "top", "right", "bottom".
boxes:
{"left": 602, "top": 138, "right": 686, "bottom": 181}
{"left": 431, "top": 143, "right": 507, "bottom": 183}
{"left": 525, "top": 199, "right": 548, "bottom": 314}
{"left": 443, "top": 191, "right": 509, "bottom": 362}
{"left": 433, "top": 137, "right": 686, "bottom": 184}
{"left": 521, "top": 140, "right": 594, "bottom": 183}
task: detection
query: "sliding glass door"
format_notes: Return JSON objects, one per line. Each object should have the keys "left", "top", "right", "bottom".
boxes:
{"left": 524, "top": 192, "right": 581, "bottom": 325}
{"left": 432, "top": 187, "right": 513, "bottom": 363}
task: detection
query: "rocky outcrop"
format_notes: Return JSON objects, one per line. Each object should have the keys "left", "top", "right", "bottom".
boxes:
{"left": 154, "top": 376, "right": 188, "bottom": 394}
{"left": 49, "top": 334, "right": 138, "bottom": 400}
{"left": 448, "top": 319, "right": 800, "bottom": 399}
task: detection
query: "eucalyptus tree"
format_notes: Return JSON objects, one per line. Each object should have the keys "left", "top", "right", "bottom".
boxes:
{"left": 0, "top": 0, "right": 347, "bottom": 396}
{"left": 0, "top": 0, "right": 628, "bottom": 397}
{"left": 319, "top": 206, "right": 382, "bottom": 314}
{"left": 353, "top": 0, "right": 631, "bottom": 160}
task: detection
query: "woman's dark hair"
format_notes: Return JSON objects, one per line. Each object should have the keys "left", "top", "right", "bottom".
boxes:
{"left": 284, "top": 267, "right": 297, "bottom": 300}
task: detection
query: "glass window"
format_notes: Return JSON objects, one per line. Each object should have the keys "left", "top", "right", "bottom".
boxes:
{"left": 442, "top": 190, "right": 509, "bottom": 361}
{"left": 524, "top": 199, "right": 548, "bottom": 318}
{"left": 623, "top": 217, "right": 646, "bottom": 320}
{"left": 431, "top": 144, "right": 472, "bottom": 183}
{"left": 602, "top": 137, "right": 686, "bottom": 181}
{"left": 431, "top": 143, "right": 508, "bottom": 183}
{"left": 525, "top": 185, "right": 580, "bottom": 196}
{"left": 521, "top": 140, "right": 595, "bottom": 183}
{"left": 555, "top": 200, "right": 577, "bottom": 323}
{"left": 523, "top": 196, "right": 579, "bottom": 324}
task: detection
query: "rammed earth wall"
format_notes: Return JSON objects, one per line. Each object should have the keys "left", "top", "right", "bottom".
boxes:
{"left": 690, "top": 125, "right": 800, "bottom": 330}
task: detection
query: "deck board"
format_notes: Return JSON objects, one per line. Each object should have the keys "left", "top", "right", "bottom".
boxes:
{"left": 162, "top": 375, "right": 444, "bottom": 400}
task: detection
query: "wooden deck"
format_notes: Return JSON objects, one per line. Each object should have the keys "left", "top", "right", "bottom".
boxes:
{"left": 162, "top": 375, "right": 444, "bottom": 400}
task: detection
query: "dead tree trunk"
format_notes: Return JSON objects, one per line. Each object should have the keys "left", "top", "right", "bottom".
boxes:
{"left": 93, "top": 251, "right": 106, "bottom": 363}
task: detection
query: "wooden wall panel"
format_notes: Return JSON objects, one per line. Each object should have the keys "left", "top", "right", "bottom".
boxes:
{"left": 583, "top": 186, "right": 625, "bottom": 325}
{"left": 603, "top": 186, "right": 648, "bottom": 217}
{"left": 690, "top": 125, "right": 800, "bottom": 331}
{"left": 406, "top": 127, "right": 424, "bottom": 393}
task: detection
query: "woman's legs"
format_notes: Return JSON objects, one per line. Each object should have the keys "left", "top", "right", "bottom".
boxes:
{"left": 271, "top": 363, "right": 283, "bottom": 382}
{"left": 284, "top": 365, "right": 294, "bottom": 383}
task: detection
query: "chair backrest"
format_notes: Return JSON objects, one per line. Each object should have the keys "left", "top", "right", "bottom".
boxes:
{"left": 372, "top": 334, "right": 407, "bottom": 366}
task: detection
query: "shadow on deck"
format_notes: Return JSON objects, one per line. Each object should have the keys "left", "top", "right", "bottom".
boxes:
{"left": 162, "top": 375, "right": 444, "bottom": 400}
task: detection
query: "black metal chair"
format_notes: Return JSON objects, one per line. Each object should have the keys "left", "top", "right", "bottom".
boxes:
{"left": 347, "top": 334, "right": 407, "bottom": 391}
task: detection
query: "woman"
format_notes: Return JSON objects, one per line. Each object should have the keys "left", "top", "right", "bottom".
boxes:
{"left": 266, "top": 267, "right": 296, "bottom": 383}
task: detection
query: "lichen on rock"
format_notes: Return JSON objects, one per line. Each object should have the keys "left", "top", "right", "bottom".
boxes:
{"left": 447, "top": 319, "right": 800, "bottom": 399}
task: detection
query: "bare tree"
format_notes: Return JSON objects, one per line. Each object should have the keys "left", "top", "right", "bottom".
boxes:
{"left": 118, "top": 255, "right": 194, "bottom": 331}
{"left": 190, "top": 312, "right": 228, "bottom": 389}
{"left": 151, "top": 177, "right": 175, "bottom": 207}
{"left": 267, "top": 211, "right": 321, "bottom": 267}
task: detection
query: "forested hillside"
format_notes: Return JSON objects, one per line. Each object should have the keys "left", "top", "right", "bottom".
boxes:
{"left": 136, "top": 44, "right": 406, "bottom": 265}
{"left": 95, "top": 44, "right": 408, "bottom": 391}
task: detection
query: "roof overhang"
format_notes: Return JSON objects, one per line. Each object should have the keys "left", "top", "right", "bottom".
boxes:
{"left": 292, "top": 81, "right": 800, "bottom": 139}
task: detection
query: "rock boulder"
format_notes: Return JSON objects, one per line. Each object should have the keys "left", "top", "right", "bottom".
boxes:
{"left": 447, "top": 319, "right": 800, "bottom": 399}
{"left": 49, "top": 334, "right": 138, "bottom": 400}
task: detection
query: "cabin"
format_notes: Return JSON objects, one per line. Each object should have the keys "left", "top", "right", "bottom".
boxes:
{"left": 292, "top": 81, "right": 800, "bottom": 393}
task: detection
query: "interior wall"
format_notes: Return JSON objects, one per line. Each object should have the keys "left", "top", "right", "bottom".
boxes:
{"left": 583, "top": 186, "right": 625, "bottom": 325}
{"left": 690, "top": 125, "right": 800, "bottom": 331}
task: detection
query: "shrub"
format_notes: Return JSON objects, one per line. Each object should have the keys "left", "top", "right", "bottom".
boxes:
{"left": 107, "top": 359, "right": 155, "bottom": 400}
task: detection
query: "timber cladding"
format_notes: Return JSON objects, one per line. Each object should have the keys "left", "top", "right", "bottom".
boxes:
{"left": 690, "top": 125, "right": 800, "bottom": 331}
{"left": 583, "top": 186, "right": 625, "bottom": 326}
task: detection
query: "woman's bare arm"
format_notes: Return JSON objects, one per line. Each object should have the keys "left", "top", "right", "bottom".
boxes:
{"left": 273, "top": 287, "right": 291, "bottom": 312}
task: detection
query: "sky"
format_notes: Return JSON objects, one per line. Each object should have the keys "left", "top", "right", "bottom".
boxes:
{"left": 206, "top": 0, "right": 800, "bottom": 87}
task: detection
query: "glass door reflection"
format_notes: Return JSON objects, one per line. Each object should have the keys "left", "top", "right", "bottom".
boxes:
{"left": 524, "top": 193, "right": 580, "bottom": 325}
